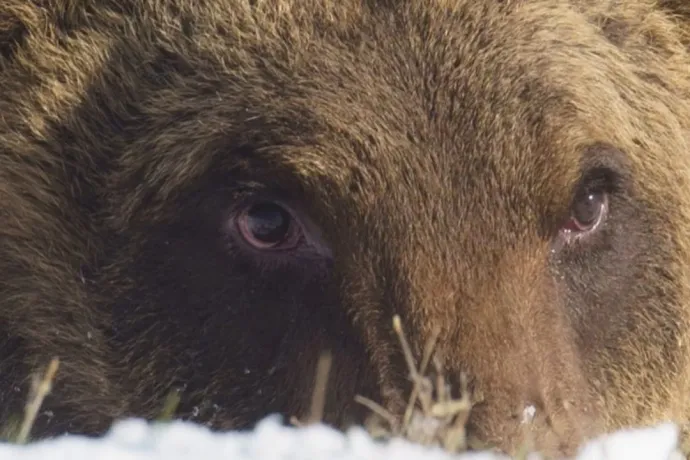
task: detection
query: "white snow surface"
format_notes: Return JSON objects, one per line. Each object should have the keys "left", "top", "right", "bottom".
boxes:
{"left": 0, "top": 416, "right": 682, "bottom": 460}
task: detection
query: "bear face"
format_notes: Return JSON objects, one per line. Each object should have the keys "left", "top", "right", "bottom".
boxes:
{"left": 2, "top": 0, "right": 690, "bottom": 456}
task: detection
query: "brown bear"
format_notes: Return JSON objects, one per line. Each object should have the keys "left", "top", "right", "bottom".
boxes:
{"left": 1, "top": 0, "right": 690, "bottom": 456}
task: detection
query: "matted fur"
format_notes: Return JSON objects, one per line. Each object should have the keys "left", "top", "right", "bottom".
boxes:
{"left": 1, "top": 0, "right": 690, "bottom": 456}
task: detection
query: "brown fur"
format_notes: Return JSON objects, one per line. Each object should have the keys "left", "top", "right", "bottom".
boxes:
{"left": 1, "top": 0, "right": 690, "bottom": 456}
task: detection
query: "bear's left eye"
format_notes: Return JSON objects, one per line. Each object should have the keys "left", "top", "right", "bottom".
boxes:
{"left": 560, "top": 190, "right": 608, "bottom": 241}
{"left": 237, "top": 201, "right": 301, "bottom": 250}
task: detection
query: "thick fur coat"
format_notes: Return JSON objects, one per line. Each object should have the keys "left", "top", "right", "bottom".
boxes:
{"left": 2, "top": 0, "right": 690, "bottom": 456}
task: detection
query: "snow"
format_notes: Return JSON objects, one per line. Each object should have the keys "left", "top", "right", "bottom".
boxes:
{"left": 0, "top": 416, "right": 682, "bottom": 460}
{"left": 521, "top": 405, "right": 537, "bottom": 425}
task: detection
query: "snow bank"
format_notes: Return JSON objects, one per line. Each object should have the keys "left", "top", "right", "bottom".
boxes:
{"left": 0, "top": 416, "right": 682, "bottom": 460}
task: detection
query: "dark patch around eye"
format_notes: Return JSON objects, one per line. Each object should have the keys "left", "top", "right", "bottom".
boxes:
{"left": 579, "top": 143, "right": 631, "bottom": 191}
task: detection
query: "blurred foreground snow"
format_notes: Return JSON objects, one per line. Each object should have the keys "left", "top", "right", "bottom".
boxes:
{"left": 0, "top": 416, "right": 682, "bottom": 460}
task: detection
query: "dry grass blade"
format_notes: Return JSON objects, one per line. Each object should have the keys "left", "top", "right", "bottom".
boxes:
{"left": 355, "top": 315, "right": 474, "bottom": 454}
{"left": 290, "top": 350, "right": 333, "bottom": 427}
{"left": 403, "top": 321, "right": 441, "bottom": 428}
{"left": 392, "top": 316, "right": 419, "bottom": 381}
{"left": 157, "top": 389, "right": 182, "bottom": 422}
{"left": 306, "top": 350, "right": 332, "bottom": 425}
{"left": 16, "top": 357, "right": 60, "bottom": 444}
{"left": 354, "top": 394, "right": 399, "bottom": 430}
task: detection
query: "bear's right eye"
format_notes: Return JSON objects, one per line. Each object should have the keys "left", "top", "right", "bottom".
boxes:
{"left": 237, "top": 201, "right": 301, "bottom": 250}
{"left": 556, "top": 189, "right": 608, "bottom": 246}
{"left": 568, "top": 190, "right": 608, "bottom": 233}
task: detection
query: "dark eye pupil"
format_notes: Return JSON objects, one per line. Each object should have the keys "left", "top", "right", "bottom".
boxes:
{"left": 573, "top": 192, "right": 603, "bottom": 226}
{"left": 245, "top": 202, "right": 292, "bottom": 243}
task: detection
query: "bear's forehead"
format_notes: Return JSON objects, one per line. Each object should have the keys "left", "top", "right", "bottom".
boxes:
{"left": 209, "top": 2, "right": 580, "bottom": 211}
{"left": 113, "top": 0, "right": 593, "bottom": 226}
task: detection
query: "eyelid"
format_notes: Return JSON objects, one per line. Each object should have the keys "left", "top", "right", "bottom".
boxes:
{"left": 275, "top": 202, "right": 332, "bottom": 258}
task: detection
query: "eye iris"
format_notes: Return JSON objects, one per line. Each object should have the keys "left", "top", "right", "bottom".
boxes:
{"left": 245, "top": 202, "right": 292, "bottom": 244}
